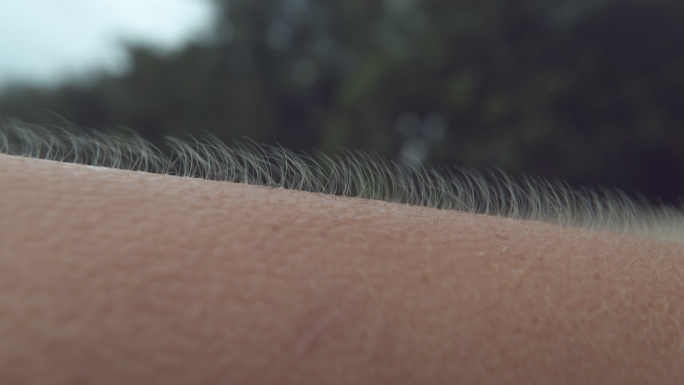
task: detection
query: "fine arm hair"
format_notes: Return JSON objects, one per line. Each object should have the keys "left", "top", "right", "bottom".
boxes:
{"left": 1, "top": 118, "right": 683, "bottom": 242}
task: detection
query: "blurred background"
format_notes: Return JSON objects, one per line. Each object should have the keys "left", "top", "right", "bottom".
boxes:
{"left": 1, "top": 0, "right": 683, "bottom": 204}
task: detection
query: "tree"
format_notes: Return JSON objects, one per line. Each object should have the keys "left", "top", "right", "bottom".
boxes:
{"left": 2, "top": 0, "right": 682, "bottom": 203}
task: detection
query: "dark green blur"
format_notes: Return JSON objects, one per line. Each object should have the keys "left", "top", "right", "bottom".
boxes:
{"left": 1, "top": 0, "right": 683, "bottom": 203}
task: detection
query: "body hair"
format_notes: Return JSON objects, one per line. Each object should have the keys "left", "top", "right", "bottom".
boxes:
{"left": 2, "top": 119, "right": 683, "bottom": 243}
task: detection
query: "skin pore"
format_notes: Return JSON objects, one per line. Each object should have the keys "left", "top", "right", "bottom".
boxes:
{"left": 1, "top": 153, "right": 684, "bottom": 384}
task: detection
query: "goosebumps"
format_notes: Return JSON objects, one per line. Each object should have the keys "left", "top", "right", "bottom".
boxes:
{"left": 1, "top": 118, "right": 683, "bottom": 242}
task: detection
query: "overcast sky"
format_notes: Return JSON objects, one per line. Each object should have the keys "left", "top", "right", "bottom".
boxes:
{"left": 0, "top": 0, "right": 214, "bottom": 89}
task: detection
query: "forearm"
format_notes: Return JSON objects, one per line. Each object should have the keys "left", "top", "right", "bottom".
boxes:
{"left": 1, "top": 154, "right": 683, "bottom": 384}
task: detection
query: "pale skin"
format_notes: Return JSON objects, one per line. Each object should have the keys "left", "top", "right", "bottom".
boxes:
{"left": 1, "top": 153, "right": 683, "bottom": 384}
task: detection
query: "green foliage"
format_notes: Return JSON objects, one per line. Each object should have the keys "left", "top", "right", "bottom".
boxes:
{"left": 1, "top": 0, "right": 683, "bottom": 202}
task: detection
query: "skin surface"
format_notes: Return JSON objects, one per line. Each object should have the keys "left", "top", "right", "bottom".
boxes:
{"left": 1, "top": 153, "right": 683, "bottom": 384}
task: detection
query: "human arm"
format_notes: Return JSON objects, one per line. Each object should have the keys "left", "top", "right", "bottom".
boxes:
{"left": 1, "top": 153, "right": 683, "bottom": 384}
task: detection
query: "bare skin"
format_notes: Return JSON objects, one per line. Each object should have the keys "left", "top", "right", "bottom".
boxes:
{"left": 1, "top": 153, "right": 683, "bottom": 384}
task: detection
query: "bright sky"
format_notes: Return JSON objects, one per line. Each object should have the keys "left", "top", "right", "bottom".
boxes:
{"left": 0, "top": 0, "right": 214, "bottom": 89}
